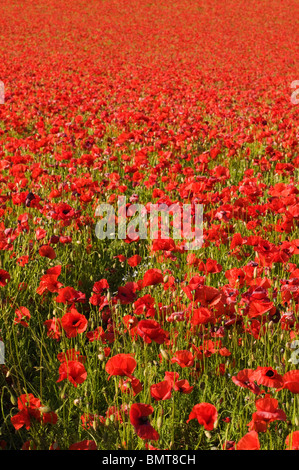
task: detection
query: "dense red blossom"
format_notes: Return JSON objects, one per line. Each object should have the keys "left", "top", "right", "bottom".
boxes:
{"left": 150, "top": 380, "right": 172, "bottom": 401}
{"left": 136, "top": 319, "right": 169, "bottom": 344}
{"left": 285, "top": 431, "right": 299, "bottom": 450}
{"left": 105, "top": 354, "right": 137, "bottom": 380}
{"left": 56, "top": 360, "right": 87, "bottom": 387}
{"left": 1, "top": 0, "right": 299, "bottom": 451}
{"left": 129, "top": 404, "right": 159, "bottom": 441}
{"left": 236, "top": 431, "right": 260, "bottom": 450}
{"left": 61, "top": 308, "right": 88, "bottom": 338}
{"left": 187, "top": 403, "right": 218, "bottom": 431}
{"left": 282, "top": 370, "right": 299, "bottom": 394}
{"left": 252, "top": 367, "right": 284, "bottom": 389}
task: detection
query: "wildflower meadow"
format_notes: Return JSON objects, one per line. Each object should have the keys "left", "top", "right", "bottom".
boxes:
{"left": 0, "top": 0, "right": 299, "bottom": 452}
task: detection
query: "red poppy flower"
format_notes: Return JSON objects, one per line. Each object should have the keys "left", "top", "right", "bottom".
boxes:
{"left": 44, "top": 317, "right": 62, "bottom": 340}
{"left": 174, "top": 379, "right": 194, "bottom": 394}
{"left": 47, "top": 265, "right": 62, "bottom": 276}
{"left": 56, "top": 360, "right": 87, "bottom": 387}
{"left": 152, "top": 238, "right": 176, "bottom": 252}
{"left": 105, "top": 353, "right": 137, "bottom": 380}
{"left": 236, "top": 431, "right": 260, "bottom": 450}
{"left": 248, "top": 395, "right": 286, "bottom": 432}
{"left": 190, "top": 307, "right": 216, "bottom": 326}
{"left": 127, "top": 254, "right": 142, "bottom": 267}
{"left": 92, "top": 278, "right": 109, "bottom": 294}
{"left": 14, "top": 306, "right": 31, "bottom": 327}
{"left": 21, "top": 441, "right": 37, "bottom": 451}
{"left": 150, "top": 380, "right": 172, "bottom": 401}
{"left": 119, "top": 377, "right": 143, "bottom": 396}
{"left": 61, "top": 308, "right": 88, "bottom": 338}
{"left": 55, "top": 286, "right": 86, "bottom": 303}
{"left": 117, "top": 282, "right": 138, "bottom": 304}
{"left": 164, "top": 371, "right": 180, "bottom": 387}
{"left": 54, "top": 203, "right": 76, "bottom": 222}
{"left": 11, "top": 393, "right": 56, "bottom": 431}
{"left": 232, "top": 369, "right": 261, "bottom": 394}
{"left": 41, "top": 411, "right": 58, "bottom": 425}
{"left": 122, "top": 315, "right": 138, "bottom": 331}
{"left": 134, "top": 294, "right": 156, "bottom": 317}
{"left": 39, "top": 245, "right": 56, "bottom": 259}
{"left": 223, "top": 440, "right": 236, "bottom": 450}
{"left": 129, "top": 403, "right": 159, "bottom": 441}
{"left": 252, "top": 366, "right": 284, "bottom": 389}
{"left": 247, "top": 300, "right": 275, "bottom": 319}
{"left": 136, "top": 319, "right": 168, "bottom": 344}
{"left": 86, "top": 326, "right": 106, "bottom": 342}
{"left": 187, "top": 403, "right": 218, "bottom": 431}
{"left": 142, "top": 268, "right": 164, "bottom": 287}
{"left": 282, "top": 370, "right": 299, "bottom": 393}
{"left": 69, "top": 440, "right": 97, "bottom": 450}
{"left": 285, "top": 431, "right": 299, "bottom": 450}
{"left": 0, "top": 270, "right": 10, "bottom": 287}
{"left": 171, "top": 350, "right": 194, "bottom": 368}
{"left": 36, "top": 274, "right": 63, "bottom": 295}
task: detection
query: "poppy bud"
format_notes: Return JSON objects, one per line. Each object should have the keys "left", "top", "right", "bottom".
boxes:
{"left": 73, "top": 398, "right": 81, "bottom": 406}
{"left": 156, "top": 415, "right": 162, "bottom": 429}
{"left": 163, "top": 275, "right": 169, "bottom": 283}
{"left": 92, "top": 420, "right": 98, "bottom": 431}
{"left": 295, "top": 416, "right": 299, "bottom": 427}
{"left": 39, "top": 406, "right": 51, "bottom": 413}
{"left": 106, "top": 291, "right": 111, "bottom": 302}
{"left": 98, "top": 353, "right": 105, "bottom": 361}
{"left": 60, "top": 384, "right": 67, "bottom": 400}
{"left": 10, "top": 394, "right": 17, "bottom": 406}
{"left": 204, "top": 431, "right": 212, "bottom": 439}
{"left": 160, "top": 349, "right": 170, "bottom": 361}
{"left": 6, "top": 370, "right": 11, "bottom": 378}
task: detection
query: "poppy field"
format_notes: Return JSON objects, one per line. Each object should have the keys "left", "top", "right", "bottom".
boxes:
{"left": 0, "top": 0, "right": 299, "bottom": 451}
